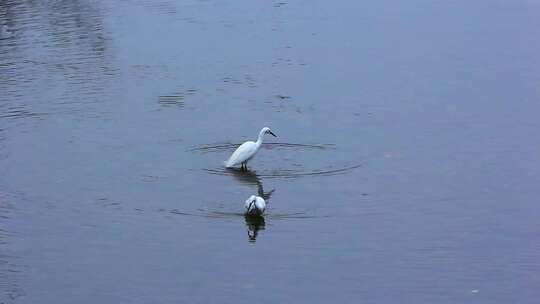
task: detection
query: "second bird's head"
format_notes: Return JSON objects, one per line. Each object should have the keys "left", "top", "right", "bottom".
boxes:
{"left": 261, "top": 127, "right": 277, "bottom": 137}
{"left": 247, "top": 195, "right": 257, "bottom": 204}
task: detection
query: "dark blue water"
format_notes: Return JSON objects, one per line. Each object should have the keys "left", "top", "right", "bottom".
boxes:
{"left": 1, "top": 0, "right": 539, "bottom": 303}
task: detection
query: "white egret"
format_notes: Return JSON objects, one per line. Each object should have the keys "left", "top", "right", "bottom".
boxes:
{"left": 244, "top": 195, "right": 266, "bottom": 216}
{"left": 224, "top": 127, "right": 277, "bottom": 170}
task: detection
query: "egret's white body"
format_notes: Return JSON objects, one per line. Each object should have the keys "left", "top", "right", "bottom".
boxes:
{"left": 224, "top": 127, "right": 276, "bottom": 170}
{"left": 244, "top": 195, "right": 266, "bottom": 216}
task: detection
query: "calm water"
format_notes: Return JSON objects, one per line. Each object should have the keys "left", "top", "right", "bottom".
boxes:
{"left": 1, "top": 0, "right": 540, "bottom": 303}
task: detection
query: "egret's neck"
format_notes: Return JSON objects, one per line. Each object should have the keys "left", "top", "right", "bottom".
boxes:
{"left": 255, "top": 130, "right": 266, "bottom": 146}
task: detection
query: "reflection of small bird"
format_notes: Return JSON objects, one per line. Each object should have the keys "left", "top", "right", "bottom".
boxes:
{"left": 244, "top": 195, "right": 266, "bottom": 216}
{"left": 225, "top": 127, "right": 277, "bottom": 170}
{"left": 245, "top": 215, "right": 265, "bottom": 242}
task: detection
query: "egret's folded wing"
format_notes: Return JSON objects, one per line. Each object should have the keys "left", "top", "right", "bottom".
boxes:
{"left": 225, "top": 141, "right": 256, "bottom": 167}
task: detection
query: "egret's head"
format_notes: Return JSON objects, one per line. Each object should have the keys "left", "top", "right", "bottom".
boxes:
{"left": 262, "top": 127, "right": 277, "bottom": 137}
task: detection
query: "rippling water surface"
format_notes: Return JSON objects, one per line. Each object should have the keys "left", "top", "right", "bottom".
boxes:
{"left": 1, "top": 0, "right": 540, "bottom": 303}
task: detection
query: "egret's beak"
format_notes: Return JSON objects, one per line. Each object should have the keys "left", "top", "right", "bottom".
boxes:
{"left": 268, "top": 131, "right": 277, "bottom": 137}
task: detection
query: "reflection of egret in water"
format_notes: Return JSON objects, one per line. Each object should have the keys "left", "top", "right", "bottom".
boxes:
{"left": 226, "top": 168, "right": 275, "bottom": 201}
{"left": 244, "top": 215, "right": 265, "bottom": 243}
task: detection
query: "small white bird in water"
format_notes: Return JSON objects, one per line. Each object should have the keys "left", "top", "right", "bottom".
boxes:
{"left": 244, "top": 195, "right": 266, "bottom": 216}
{"left": 225, "top": 127, "right": 277, "bottom": 170}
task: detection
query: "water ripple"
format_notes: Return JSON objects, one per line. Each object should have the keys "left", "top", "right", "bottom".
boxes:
{"left": 204, "top": 164, "right": 361, "bottom": 179}
{"left": 192, "top": 142, "right": 360, "bottom": 178}
{"left": 190, "top": 142, "right": 334, "bottom": 153}
{"left": 168, "top": 208, "right": 326, "bottom": 220}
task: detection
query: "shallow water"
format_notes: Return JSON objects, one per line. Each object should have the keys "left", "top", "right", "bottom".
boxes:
{"left": 1, "top": 0, "right": 540, "bottom": 303}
